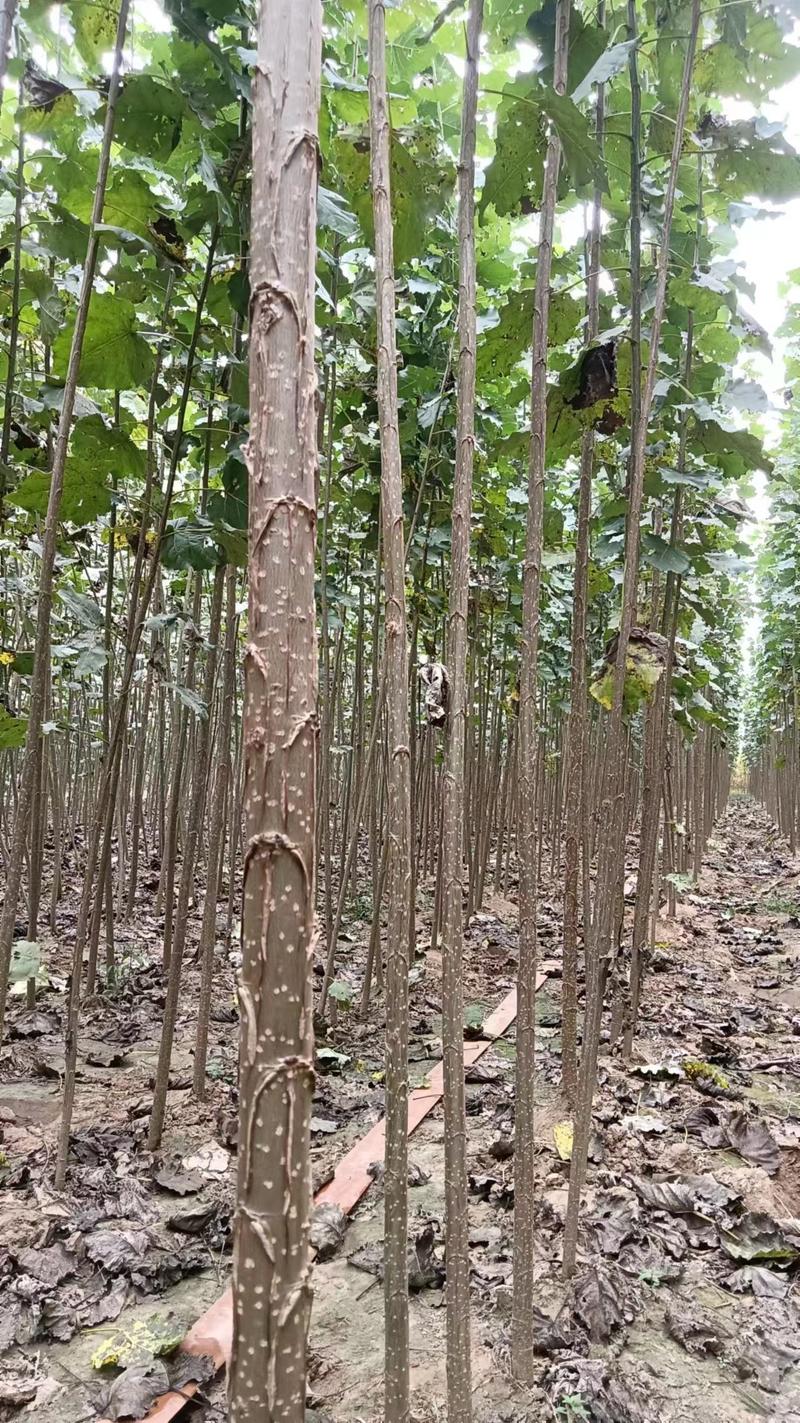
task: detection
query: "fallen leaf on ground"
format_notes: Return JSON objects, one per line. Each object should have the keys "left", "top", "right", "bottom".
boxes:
{"left": 310, "top": 1203, "right": 347, "bottom": 1261}
{"left": 96, "top": 1360, "right": 170, "bottom": 1420}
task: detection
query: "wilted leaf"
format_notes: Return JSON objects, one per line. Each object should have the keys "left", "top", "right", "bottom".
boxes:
{"left": 720, "top": 1211, "right": 800, "bottom": 1264}
{"left": 553, "top": 1120, "right": 574, "bottom": 1160}
{"left": 631, "top": 1174, "right": 740, "bottom": 1218}
{"left": 310, "top": 1203, "right": 347, "bottom": 1261}
{"left": 728, "top": 1264, "right": 788, "bottom": 1297}
{"left": 96, "top": 1360, "right": 170, "bottom": 1421}
{"left": 91, "top": 1314, "right": 184, "bottom": 1370}
{"left": 569, "top": 1263, "right": 639, "bottom": 1342}
{"left": 665, "top": 1301, "right": 726, "bottom": 1356}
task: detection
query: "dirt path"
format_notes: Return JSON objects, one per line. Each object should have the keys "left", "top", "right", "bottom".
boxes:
{"left": 305, "top": 797, "right": 800, "bottom": 1422}
{"left": 2, "top": 796, "right": 800, "bottom": 1422}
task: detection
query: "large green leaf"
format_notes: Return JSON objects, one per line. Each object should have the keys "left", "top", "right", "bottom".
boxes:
{"left": 66, "top": 0, "right": 118, "bottom": 65}
{"left": 114, "top": 77, "right": 184, "bottom": 161}
{"left": 161, "top": 517, "right": 222, "bottom": 570}
{"left": 10, "top": 417, "right": 145, "bottom": 524}
{"left": 481, "top": 79, "right": 547, "bottom": 217}
{"left": 572, "top": 40, "right": 636, "bottom": 104}
{"left": 0, "top": 706, "right": 27, "bottom": 750}
{"left": 641, "top": 534, "right": 692, "bottom": 575}
{"left": 539, "top": 89, "right": 604, "bottom": 189}
{"left": 333, "top": 125, "right": 448, "bottom": 266}
{"left": 54, "top": 294, "right": 155, "bottom": 391}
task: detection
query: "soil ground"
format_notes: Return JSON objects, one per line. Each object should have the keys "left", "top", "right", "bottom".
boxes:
{"left": 2, "top": 795, "right": 800, "bottom": 1421}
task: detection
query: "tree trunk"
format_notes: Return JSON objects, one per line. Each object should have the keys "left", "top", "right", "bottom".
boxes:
{"left": 0, "top": 0, "right": 130, "bottom": 1042}
{"left": 561, "top": 25, "right": 605, "bottom": 1103}
{"left": 228, "top": 1, "right": 321, "bottom": 1418}
{"left": 511, "top": 0, "right": 571, "bottom": 1382}
{"left": 368, "top": 4, "right": 414, "bottom": 1416}
{"left": 562, "top": 0, "right": 702, "bottom": 1277}
{"left": 439, "top": 4, "right": 482, "bottom": 1417}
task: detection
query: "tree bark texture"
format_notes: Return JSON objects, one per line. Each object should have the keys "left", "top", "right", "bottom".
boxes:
{"left": 228, "top": 2, "right": 321, "bottom": 1418}
{"left": 368, "top": 4, "right": 414, "bottom": 1417}
{"left": 511, "top": 0, "right": 571, "bottom": 1383}
{"left": 440, "top": 3, "right": 483, "bottom": 1418}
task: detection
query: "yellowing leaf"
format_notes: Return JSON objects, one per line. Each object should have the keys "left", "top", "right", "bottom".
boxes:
{"left": 553, "top": 1120, "right": 574, "bottom": 1161}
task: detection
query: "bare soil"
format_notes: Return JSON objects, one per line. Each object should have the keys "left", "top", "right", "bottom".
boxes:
{"left": 2, "top": 796, "right": 800, "bottom": 1422}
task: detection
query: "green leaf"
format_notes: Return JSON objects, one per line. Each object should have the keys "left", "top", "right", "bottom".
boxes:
{"left": 207, "top": 454, "right": 247, "bottom": 530}
{"left": 481, "top": 79, "right": 546, "bottom": 217}
{"left": 114, "top": 76, "right": 184, "bottom": 161}
{"left": 171, "top": 684, "right": 208, "bottom": 720}
{"left": 571, "top": 39, "right": 636, "bottom": 104}
{"left": 161, "top": 517, "right": 222, "bottom": 571}
{"left": 9, "top": 941, "right": 40, "bottom": 984}
{"left": 0, "top": 706, "right": 27, "bottom": 749}
{"left": 66, "top": 0, "right": 118, "bottom": 65}
{"left": 318, "top": 185, "right": 358, "bottom": 237}
{"left": 540, "top": 89, "right": 603, "bottom": 188}
{"left": 9, "top": 466, "right": 111, "bottom": 524}
{"left": 641, "top": 534, "right": 691, "bottom": 575}
{"left": 73, "top": 646, "right": 108, "bottom": 677}
{"left": 10, "top": 417, "right": 145, "bottom": 524}
{"left": 54, "top": 294, "right": 155, "bottom": 392}
{"left": 59, "top": 587, "right": 104, "bottom": 629}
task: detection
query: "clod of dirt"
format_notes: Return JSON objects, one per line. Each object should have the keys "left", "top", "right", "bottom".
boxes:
{"left": 310, "top": 1203, "right": 347, "bottom": 1261}
{"left": 86, "top": 1044, "right": 130, "bottom": 1068}
{"left": 167, "top": 1203, "right": 218, "bottom": 1234}
{"left": 181, "top": 1142, "right": 231, "bottom": 1178}
{"left": 465, "top": 1061, "right": 501, "bottom": 1084}
{"left": 366, "top": 1158, "right": 431, "bottom": 1187}
{"left": 347, "top": 1221, "right": 445, "bottom": 1292}
{"left": 737, "top": 1319, "right": 800, "bottom": 1391}
{"left": 584, "top": 1190, "right": 640, "bottom": 1256}
{"left": 310, "top": 1117, "right": 339, "bottom": 1135}
{"left": 0, "top": 1367, "right": 40, "bottom": 1407}
{"left": 530, "top": 1305, "right": 586, "bottom": 1357}
{"left": 631, "top": 1062, "right": 682, "bottom": 1081}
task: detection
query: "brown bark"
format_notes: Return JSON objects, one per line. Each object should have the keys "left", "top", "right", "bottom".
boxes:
{"left": 368, "top": 4, "right": 414, "bottom": 1416}
{"left": 511, "top": 0, "right": 571, "bottom": 1382}
{"left": 439, "top": 4, "right": 482, "bottom": 1417}
{"left": 561, "top": 30, "right": 605, "bottom": 1103}
{"left": 228, "top": 0, "right": 321, "bottom": 1418}
{"left": 0, "top": 0, "right": 131, "bottom": 1042}
{"left": 562, "top": 0, "right": 702, "bottom": 1278}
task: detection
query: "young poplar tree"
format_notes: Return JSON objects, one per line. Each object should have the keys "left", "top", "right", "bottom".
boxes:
{"left": 561, "top": 7, "right": 605, "bottom": 1104}
{"left": 0, "top": 0, "right": 130, "bottom": 1042}
{"left": 368, "top": 3, "right": 414, "bottom": 1416}
{"left": 562, "top": 0, "right": 702, "bottom": 1277}
{"left": 511, "top": 0, "right": 571, "bottom": 1383}
{"left": 440, "top": 3, "right": 483, "bottom": 1418}
{"left": 228, "top": 1, "right": 321, "bottom": 1418}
